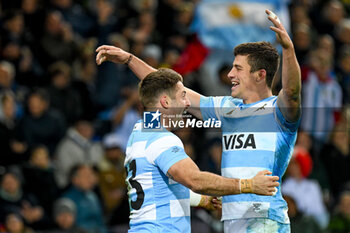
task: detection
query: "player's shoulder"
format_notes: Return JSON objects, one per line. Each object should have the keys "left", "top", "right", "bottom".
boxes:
{"left": 212, "top": 96, "right": 243, "bottom": 107}
{"left": 225, "top": 96, "right": 243, "bottom": 106}
{"left": 146, "top": 131, "right": 183, "bottom": 150}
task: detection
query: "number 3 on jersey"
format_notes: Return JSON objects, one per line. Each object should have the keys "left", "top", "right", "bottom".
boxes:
{"left": 126, "top": 159, "right": 144, "bottom": 210}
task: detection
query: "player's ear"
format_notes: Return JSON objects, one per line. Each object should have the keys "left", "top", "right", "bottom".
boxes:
{"left": 256, "top": 69, "right": 266, "bottom": 83}
{"left": 160, "top": 95, "right": 169, "bottom": 109}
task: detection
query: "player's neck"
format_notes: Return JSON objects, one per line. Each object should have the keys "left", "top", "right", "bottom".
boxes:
{"left": 243, "top": 89, "right": 272, "bottom": 104}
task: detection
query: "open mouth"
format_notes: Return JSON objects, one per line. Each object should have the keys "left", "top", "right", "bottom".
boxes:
{"left": 231, "top": 81, "right": 240, "bottom": 90}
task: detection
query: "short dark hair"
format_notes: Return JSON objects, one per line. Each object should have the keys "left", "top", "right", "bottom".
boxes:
{"left": 234, "top": 41, "right": 279, "bottom": 88}
{"left": 29, "top": 88, "right": 50, "bottom": 103}
{"left": 69, "top": 164, "right": 91, "bottom": 182}
{"left": 139, "top": 68, "right": 183, "bottom": 108}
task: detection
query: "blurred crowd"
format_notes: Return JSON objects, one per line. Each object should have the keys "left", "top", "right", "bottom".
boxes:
{"left": 0, "top": 0, "right": 349, "bottom": 232}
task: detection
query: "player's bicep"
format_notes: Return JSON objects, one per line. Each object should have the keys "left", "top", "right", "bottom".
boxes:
{"left": 275, "top": 93, "right": 300, "bottom": 132}
{"left": 167, "top": 158, "right": 200, "bottom": 188}
{"left": 277, "top": 89, "right": 301, "bottom": 122}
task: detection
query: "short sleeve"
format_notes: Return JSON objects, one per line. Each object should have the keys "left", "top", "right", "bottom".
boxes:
{"left": 200, "top": 96, "right": 224, "bottom": 121}
{"left": 154, "top": 146, "right": 188, "bottom": 175}
{"left": 145, "top": 134, "right": 188, "bottom": 174}
{"left": 274, "top": 102, "right": 300, "bottom": 132}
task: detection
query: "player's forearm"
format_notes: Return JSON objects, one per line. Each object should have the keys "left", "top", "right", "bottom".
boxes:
{"left": 281, "top": 47, "right": 301, "bottom": 102}
{"left": 127, "top": 55, "right": 157, "bottom": 80}
{"left": 189, "top": 171, "right": 241, "bottom": 196}
{"left": 185, "top": 88, "right": 203, "bottom": 119}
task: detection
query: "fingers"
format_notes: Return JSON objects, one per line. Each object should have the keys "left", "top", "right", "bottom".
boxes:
{"left": 211, "top": 197, "right": 222, "bottom": 204}
{"left": 267, "top": 16, "right": 281, "bottom": 27}
{"left": 95, "top": 45, "right": 115, "bottom": 52}
{"left": 269, "top": 26, "right": 284, "bottom": 35}
{"left": 271, "top": 175, "right": 279, "bottom": 182}
{"left": 211, "top": 197, "right": 222, "bottom": 210}
{"left": 264, "top": 187, "right": 277, "bottom": 195}
{"left": 265, "top": 9, "right": 281, "bottom": 25}
{"left": 259, "top": 170, "right": 272, "bottom": 176}
{"left": 260, "top": 187, "right": 279, "bottom": 196}
{"left": 268, "top": 175, "right": 280, "bottom": 187}
{"left": 272, "top": 181, "right": 280, "bottom": 187}
{"left": 96, "top": 50, "right": 107, "bottom": 65}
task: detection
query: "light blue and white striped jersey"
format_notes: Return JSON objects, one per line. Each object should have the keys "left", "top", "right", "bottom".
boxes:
{"left": 200, "top": 95, "right": 300, "bottom": 224}
{"left": 125, "top": 121, "right": 190, "bottom": 233}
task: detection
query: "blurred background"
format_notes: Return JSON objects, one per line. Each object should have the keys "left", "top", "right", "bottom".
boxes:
{"left": 0, "top": 0, "right": 349, "bottom": 232}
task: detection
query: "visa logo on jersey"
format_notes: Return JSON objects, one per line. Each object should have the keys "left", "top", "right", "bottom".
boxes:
{"left": 223, "top": 133, "right": 256, "bottom": 151}
{"left": 143, "top": 110, "right": 161, "bottom": 129}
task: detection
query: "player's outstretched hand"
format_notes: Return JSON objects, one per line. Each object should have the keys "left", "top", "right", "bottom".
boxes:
{"left": 252, "top": 170, "right": 279, "bottom": 196}
{"left": 265, "top": 9, "right": 293, "bottom": 50}
{"left": 198, "top": 196, "right": 222, "bottom": 211}
{"left": 95, "top": 45, "right": 131, "bottom": 65}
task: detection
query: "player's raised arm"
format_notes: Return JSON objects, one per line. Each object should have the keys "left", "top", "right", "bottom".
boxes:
{"left": 96, "top": 45, "right": 156, "bottom": 79}
{"left": 266, "top": 10, "right": 301, "bottom": 122}
{"left": 167, "top": 157, "right": 279, "bottom": 196}
{"left": 96, "top": 45, "right": 204, "bottom": 119}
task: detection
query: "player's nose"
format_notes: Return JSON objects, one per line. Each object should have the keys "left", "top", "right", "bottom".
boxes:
{"left": 228, "top": 68, "right": 236, "bottom": 80}
{"left": 185, "top": 97, "right": 191, "bottom": 108}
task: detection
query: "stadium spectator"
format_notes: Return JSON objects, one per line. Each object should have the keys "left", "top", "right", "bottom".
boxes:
{"left": 110, "top": 87, "right": 142, "bottom": 152}
{"left": 283, "top": 195, "right": 324, "bottom": 233}
{"left": 0, "top": 171, "right": 47, "bottom": 230}
{"left": 2, "top": 213, "right": 34, "bottom": 233}
{"left": 54, "top": 120, "right": 103, "bottom": 188}
{"left": 321, "top": 119, "right": 350, "bottom": 200}
{"left": 301, "top": 48, "right": 342, "bottom": 148}
{"left": 21, "top": 0, "right": 46, "bottom": 41}
{"left": 0, "top": 60, "right": 29, "bottom": 100}
{"left": 0, "top": 91, "right": 26, "bottom": 166}
{"left": 16, "top": 88, "right": 66, "bottom": 155}
{"left": 49, "top": 0, "right": 95, "bottom": 38}
{"left": 21, "top": 145, "right": 59, "bottom": 216}
{"left": 328, "top": 191, "right": 350, "bottom": 233}
{"left": 48, "top": 198, "right": 87, "bottom": 233}
{"left": 141, "top": 44, "right": 162, "bottom": 68}
{"left": 39, "top": 11, "right": 77, "bottom": 68}
{"left": 93, "top": 0, "right": 118, "bottom": 45}
{"left": 72, "top": 38, "right": 98, "bottom": 121}
{"left": 1, "top": 10, "right": 26, "bottom": 46}
{"left": 95, "top": 34, "right": 136, "bottom": 110}
{"left": 97, "top": 133, "right": 128, "bottom": 227}
{"left": 62, "top": 164, "right": 107, "bottom": 233}
{"left": 47, "top": 61, "right": 83, "bottom": 125}
{"left": 293, "top": 23, "right": 313, "bottom": 65}
{"left": 313, "top": 1, "right": 345, "bottom": 39}
{"left": 0, "top": 61, "right": 16, "bottom": 92}
{"left": 282, "top": 146, "right": 329, "bottom": 229}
